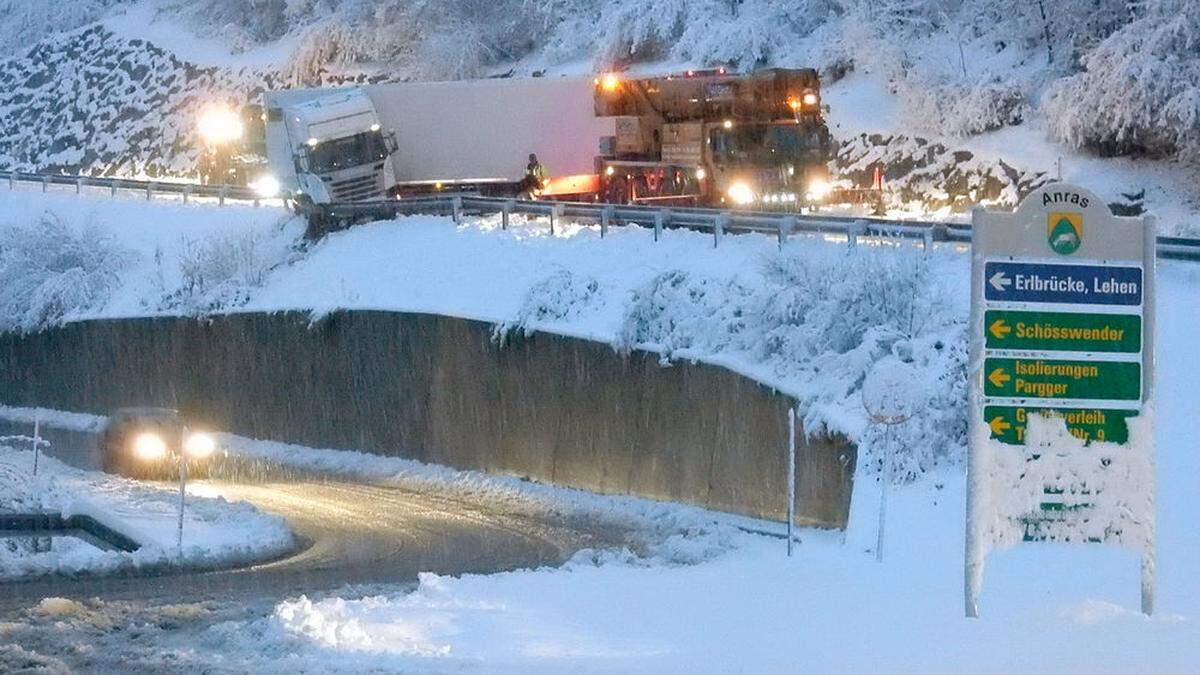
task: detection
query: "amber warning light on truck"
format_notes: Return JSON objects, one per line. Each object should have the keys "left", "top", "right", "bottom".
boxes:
{"left": 596, "top": 73, "right": 621, "bottom": 92}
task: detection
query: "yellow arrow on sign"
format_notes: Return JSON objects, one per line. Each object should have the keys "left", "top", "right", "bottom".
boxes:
{"left": 988, "top": 417, "right": 1012, "bottom": 436}
{"left": 988, "top": 319, "right": 1012, "bottom": 340}
{"left": 988, "top": 368, "right": 1011, "bottom": 388}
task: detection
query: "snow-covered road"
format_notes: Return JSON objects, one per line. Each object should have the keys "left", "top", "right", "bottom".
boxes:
{"left": 0, "top": 429, "right": 632, "bottom": 645}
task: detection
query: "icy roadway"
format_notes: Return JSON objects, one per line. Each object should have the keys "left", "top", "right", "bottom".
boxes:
{"left": 0, "top": 425, "right": 629, "bottom": 672}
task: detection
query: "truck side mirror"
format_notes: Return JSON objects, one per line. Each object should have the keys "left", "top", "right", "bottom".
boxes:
{"left": 384, "top": 131, "right": 398, "bottom": 154}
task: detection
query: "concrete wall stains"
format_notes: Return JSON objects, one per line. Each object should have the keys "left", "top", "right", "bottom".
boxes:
{"left": 0, "top": 311, "right": 855, "bottom": 527}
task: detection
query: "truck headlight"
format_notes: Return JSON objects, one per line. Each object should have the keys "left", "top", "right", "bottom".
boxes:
{"left": 184, "top": 432, "right": 216, "bottom": 459}
{"left": 806, "top": 179, "right": 832, "bottom": 202}
{"left": 251, "top": 174, "right": 280, "bottom": 198}
{"left": 726, "top": 181, "right": 755, "bottom": 205}
{"left": 133, "top": 433, "right": 168, "bottom": 461}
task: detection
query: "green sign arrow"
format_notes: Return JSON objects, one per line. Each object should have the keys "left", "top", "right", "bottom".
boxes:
{"left": 984, "top": 405, "right": 1137, "bottom": 445}
{"left": 984, "top": 357, "right": 1141, "bottom": 400}
{"left": 984, "top": 310, "right": 1141, "bottom": 353}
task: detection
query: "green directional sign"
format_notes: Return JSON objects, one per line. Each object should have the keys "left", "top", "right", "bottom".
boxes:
{"left": 984, "top": 405, "right": 1137, "bottom": 445}
{"left": 984, "top": 357, "right": 1141, "bottom": 401}
{"left": 984, "top": 309, "right": 1141, "bottom": 353}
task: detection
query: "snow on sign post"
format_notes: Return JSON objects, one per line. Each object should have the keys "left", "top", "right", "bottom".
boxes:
{"left": 965, "top": 183, "right": 1156, "bottom": 618}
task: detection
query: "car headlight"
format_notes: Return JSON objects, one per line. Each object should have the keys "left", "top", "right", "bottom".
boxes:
{"left": 133, "top": 433, "right": 168, "bottom": 461}
{"left": 251, "top": 174, "right": 280, "bottom": 198}
{"left": 184, "top": 432, "right": 216, "bottom": 459}
{"left": 726, "top": 181, "right": 755, "bottom": 205}
{"left": 806, "top": 179, "right": 832, "bottom": 201}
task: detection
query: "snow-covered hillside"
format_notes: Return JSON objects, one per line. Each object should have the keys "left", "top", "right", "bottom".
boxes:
{"left": 0, "top": 0, "right": 1197, "bottom": 231}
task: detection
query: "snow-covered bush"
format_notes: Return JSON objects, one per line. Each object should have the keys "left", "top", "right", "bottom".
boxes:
{"left": 158, "top": 232, "right": 274, "bottom": 313}
{"left": 1042, "top": 0, "right": 1200, "bottom": 160}
{"left": 764, "top": 248, "right": 966, "bottom": 477}
{"left": 901, "top": 77, "right": 1028, "bottom": 137}
{"left": 497, "top": 269, "right": 601, "bottom": 341}
{"left": 0, "top": 213, "right": 131, "bottom": 333}
{"left": 617, "top": 270, "right": 755, "bottom": 360}
{"left": 617, "top": 246, "right": 967, "bottom": 478}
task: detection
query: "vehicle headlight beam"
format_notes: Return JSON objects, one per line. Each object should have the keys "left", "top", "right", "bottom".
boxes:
{"left": 726, "top": 181, "right": 755, "bottom": 205}
{"left": 184, "top": 432, "right": 216, "bottom": 459}
{"left": 133, "top": 433, "right": 168, "bottom": 462}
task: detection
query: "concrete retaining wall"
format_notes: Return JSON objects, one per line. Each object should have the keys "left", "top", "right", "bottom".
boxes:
{"left": 0, "top": 311, "right": 855, "bottom": 527}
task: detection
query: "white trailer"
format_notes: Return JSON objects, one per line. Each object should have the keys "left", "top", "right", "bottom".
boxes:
{"left": 263, "top": 76, "right": 615, "bottom": 203}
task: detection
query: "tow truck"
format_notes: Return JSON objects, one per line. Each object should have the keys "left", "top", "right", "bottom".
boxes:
{"left": 592, "top": 67, "right": 833, "bottom": 209}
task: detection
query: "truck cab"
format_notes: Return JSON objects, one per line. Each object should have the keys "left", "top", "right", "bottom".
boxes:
{"left": 264, "top": 88, "right": 397, "bottom": 204}
{"left": 594, "top": 68, "right": 833, "bottom": 210}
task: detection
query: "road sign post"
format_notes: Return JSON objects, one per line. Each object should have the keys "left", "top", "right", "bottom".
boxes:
{"left": 965, "top": 183, "right": 1155, "bottom": 618}
{"left": 862, "top": 361, "right": 919, "bottom": 564}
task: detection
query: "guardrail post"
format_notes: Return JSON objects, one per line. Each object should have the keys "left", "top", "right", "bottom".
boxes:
{"left": 654, "top": 210, "right": 670, "bottom": 242}
{"left": 8, "top": 172, "right": 14, "bottom": 190}
{"left": 146, "top": 183, "right": 153, "bottom": 200}
{"left": 847, "top": 221, "right": 866, "bottom": 250}
{"left": 182, "top": 184, "right": 190, "bottom": 204}
{"left": 502, "top": 199, "right": 514, "bottom": 230}
{"left": 75, "top": 177, "right": 84, "bottom": 194}
{"left": 550, "top": 203, "right": 565, "bottom": 235}
{"left": 111, "top": 181, "right": 117, "bottom": 198}
{"left": 714, "top": 213, "right": 728, "bottom": 248}
{"left": 924, "top": 222, "right": 947, "bottom": 255}
{"left": 779, "top": 216, "right": 796, "bottom": 250}
{"left": 42, "top": 176, "right": 48, "bottom": 193}
{"left": 601, "top": 205, "right": 614, "bottom": 238}
{"left": 219, "top": 184, "right": 228, "bottom": 206}
{"left": 451, "top": 196, "right": 463, "bottom": 223}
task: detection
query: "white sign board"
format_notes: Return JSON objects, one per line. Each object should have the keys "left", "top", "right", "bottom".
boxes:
{"left": 965, "top": 183, "right": 1156, "bottom": 617}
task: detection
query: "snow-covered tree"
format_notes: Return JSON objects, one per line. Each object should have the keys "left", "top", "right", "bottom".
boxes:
{"left": 0, "top": 0, "right": 126, "bottom": 58}
{"left": 1043, "top": 0, "right": 1200, "bottom": 159}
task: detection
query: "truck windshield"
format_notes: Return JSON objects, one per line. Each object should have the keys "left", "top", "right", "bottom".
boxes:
{"left": 306, "top": 131, "right": 389, "bottom": 174}
{"left": 709, "top": 124, "right": 827, "bottom": 168}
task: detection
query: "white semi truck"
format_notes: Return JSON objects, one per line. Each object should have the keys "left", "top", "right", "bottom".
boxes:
{"left": 263, "top": 76, "right": 615, "bottom": 205}
{"left": 261, "top": 69, "right": 845, "bottom": 225}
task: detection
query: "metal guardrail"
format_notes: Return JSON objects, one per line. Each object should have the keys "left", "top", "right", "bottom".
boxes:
{"left": 0, "top": 511, "right": 142, "bottom": 552}
{"left": 324, "top": 194, "right": 1200, "bottom": 261}
{"left": 4, "top": 170, "right": 1198, "bottom": 261}
{"left": 3, "top": 170, "right": 262, "bottom": 205}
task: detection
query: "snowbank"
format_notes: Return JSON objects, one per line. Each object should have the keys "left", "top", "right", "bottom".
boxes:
{"left": 0, "top": 429, "right": 295, "bottom": 580}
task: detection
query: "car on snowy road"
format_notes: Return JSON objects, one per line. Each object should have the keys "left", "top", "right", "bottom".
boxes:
{"left": 99, "top": 408, "right": 221, "bottom": 480}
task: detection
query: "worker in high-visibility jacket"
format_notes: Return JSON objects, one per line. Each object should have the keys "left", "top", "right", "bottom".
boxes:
{"left": 519, "top": 153, "right": 548, "bottom": 198}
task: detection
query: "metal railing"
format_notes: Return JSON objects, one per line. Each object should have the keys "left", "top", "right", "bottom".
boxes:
{"left": 4, "top": 170, "right": 1198, "bottom": 261}
{"left": 325, "top": 194, "right": 1200, "bottom": 261}
{"left": 3, "top": 170, "right": 263, "bottom": 205}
